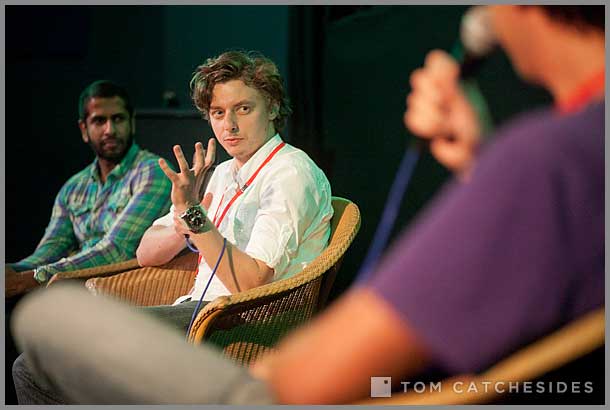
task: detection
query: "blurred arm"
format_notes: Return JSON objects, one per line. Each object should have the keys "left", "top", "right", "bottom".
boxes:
{"left": 250, "top": 287, "right": 431, "bottom": 404}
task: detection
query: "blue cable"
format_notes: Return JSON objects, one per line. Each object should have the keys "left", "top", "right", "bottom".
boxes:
{"left": 355, "top": 144, "right": 421, "bottom": 283}
{"left": 185, "top": 237, "right": 227, "bottom": 339}
{"left": 184, "top": 235, "right": 199, "bottom": 253}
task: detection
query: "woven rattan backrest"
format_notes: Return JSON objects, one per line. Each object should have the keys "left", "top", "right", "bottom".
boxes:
{"left": 206, "top": 279, "right": 323, "bottom": 365}
{"left": 195, "top": 197, "right": 361, "bottom": 364}
{"left": 317, "top": 197, "right": 358, "bottom": 309}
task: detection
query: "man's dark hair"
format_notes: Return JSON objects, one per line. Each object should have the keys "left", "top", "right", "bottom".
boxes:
{"left": 78, "top": 80, "right": 134, "bottom": 121}
{"left": 190, "top": 50, "right": 292, "bottom": 132}
{"left": 540, "top": 6, "right": 604, "bottom": 31}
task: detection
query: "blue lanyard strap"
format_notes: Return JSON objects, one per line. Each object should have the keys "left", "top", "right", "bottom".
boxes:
{"left": 185, "top": 237, "right": 228, "bottom": 339}
{"left": 356, "top": 144, "right": 421, "bottom": 283}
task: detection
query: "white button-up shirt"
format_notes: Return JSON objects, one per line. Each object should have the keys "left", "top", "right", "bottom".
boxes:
{"left": 153, "top": 134, "right": 333, "bottom": 302}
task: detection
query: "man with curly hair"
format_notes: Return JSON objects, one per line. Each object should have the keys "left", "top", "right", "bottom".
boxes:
{"left": 129, "top": 50, "right": 333, "bottom": 334}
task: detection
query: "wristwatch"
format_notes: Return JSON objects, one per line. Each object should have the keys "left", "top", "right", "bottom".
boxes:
{"left": 179, "top": 204, "right": 208, "bottom": 234}
{"left": 33, "top": 267, "right": 48, "bottom": 283}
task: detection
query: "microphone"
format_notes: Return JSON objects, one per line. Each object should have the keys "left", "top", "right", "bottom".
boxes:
{"left": 454, "top": 6, "right": 496, "bottom": 79}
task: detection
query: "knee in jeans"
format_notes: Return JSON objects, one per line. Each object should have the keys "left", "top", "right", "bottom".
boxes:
{"left": 13, "top": 353, "right": 40, "bottom": 389}
{"left": 12, "top": 354, "right": 29, "bottom": 383}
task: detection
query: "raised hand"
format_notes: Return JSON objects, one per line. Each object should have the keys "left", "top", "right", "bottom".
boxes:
{"left": 192, "top": 139, "right": 216, "bottom": 202}
{"left": 6, "top": 268, "right": 38, "bottom": 297}
{"left": 158, "top": 139, "right": 216, "bottom": 213}
{"left": 404, "top": 49, "right": 481, "bottom": 177}
{"left": 5, "top": 267, "right": 23, "bottom": 298}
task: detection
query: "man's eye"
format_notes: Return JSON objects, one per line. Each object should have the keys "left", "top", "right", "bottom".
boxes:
{"left": 112, "top": 115, "right": 126, "bottom": 123}
{"left": 211, "top": 110, "right": 223, "bottom": 118}
{"left": 92, "top": 118, "right": 105, "bottom": 125}
{"left": 238, "top": 106, "right": 251, "bottom": 114}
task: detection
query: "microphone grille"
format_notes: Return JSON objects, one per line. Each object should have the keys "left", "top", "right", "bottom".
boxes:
{"left": 460, "top": 6, "right": 496, "bottom": 58}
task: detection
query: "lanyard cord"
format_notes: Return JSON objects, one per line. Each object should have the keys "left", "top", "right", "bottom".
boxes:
{"left": 185, "top": 237, "right": 227, "bottom": 339}
{"left": 356, "top": 143, "right": 421, "bottom": 283}
{"left": 557, "top": 69, "right": 605, "bottom": 115}
{"left": 212, "top": 141, "right": 286, "bottom": 227}
{"left": 191, "top": 140, "right": 286, "bottom": 269}
{"left": 184, "top": 141, "right": 287, "bottom": 254}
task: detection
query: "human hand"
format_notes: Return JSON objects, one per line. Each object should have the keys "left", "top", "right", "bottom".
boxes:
{"left": 6, "top": 268, "right": 38, "bottom": 298}
{"left": 249, "top": 347, "right": 280, "bottom": 382}
{"left": 5, "top": 266, "right": 18, "bottom": 298}
{"left": 192, "top": 139, "right": 216, "bottom": 202}
{"left": 404, "top": 49, "right": 481, "bottom": 177}
{"left": 46, "top": 272, "right": 62, "bottom": 287}
{"left": 159, "top": 139, "right": 216, "bottom": 213}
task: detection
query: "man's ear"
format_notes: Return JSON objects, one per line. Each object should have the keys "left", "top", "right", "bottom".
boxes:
{"left": 269, "top": 103, "right": 279, "bottom": 120}
{"left": 78, "top": 120, "right": 89, "bottom": 143}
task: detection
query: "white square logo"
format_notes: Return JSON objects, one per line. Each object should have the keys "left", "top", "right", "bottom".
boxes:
{"left": 370, "top": 376, "right": 392, "bottom": 398}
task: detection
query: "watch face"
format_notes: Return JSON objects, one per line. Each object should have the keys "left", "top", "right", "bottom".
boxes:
{"left": 190, "top": 213, "right": 203, "bottom": 227}
{"left": 183, "top": 205, "right": 206, "bottom": 232}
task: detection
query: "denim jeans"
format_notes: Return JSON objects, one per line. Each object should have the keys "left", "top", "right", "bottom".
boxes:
{"left": 11, "top": 284, "right": 275, "bottom": 404}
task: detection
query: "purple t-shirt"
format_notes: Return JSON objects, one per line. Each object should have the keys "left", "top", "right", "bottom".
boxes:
{"left": 367, "top": 102, "right": 604, "bottom": 374}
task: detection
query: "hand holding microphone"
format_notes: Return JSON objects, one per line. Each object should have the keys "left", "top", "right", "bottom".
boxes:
{"left": 404, "top": 6, "right": 495, "bottom": 179}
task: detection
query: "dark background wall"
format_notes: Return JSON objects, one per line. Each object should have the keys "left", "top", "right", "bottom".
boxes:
{"left": 5, "top": 5, "right": 289, "bottom": 262}
{"left": 316, "top": 5, "right": 551, "bottom": 297}
{"left": 5, "top": 5, "right": 551, "bottom": 300}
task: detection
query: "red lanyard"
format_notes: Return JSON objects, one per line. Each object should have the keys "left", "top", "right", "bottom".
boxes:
{"left": 557, "top": 69, "right": 605, "bottom": 115}
{"left": 212, "top": 141, "right": 286, "bottom": 227}
{"left": 194, "top": 141, "right": 286, "bottom": 269}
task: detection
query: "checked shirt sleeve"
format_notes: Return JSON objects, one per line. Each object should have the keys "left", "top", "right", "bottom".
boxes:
{"left": 33, "top": 160, "right": 172, "bottom": 282}
{"left": 10, "top": 187, "right": 79, "bottom": 272}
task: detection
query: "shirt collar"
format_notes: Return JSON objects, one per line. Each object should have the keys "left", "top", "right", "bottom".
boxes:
{"left": 230, "top": 134, "right": 283, "bottom": 188}
{"left": 89, "top": 142, "right": 140, "bottom": 182}
{"left": 556, "top": 69, "right": 605, "bottom": 115}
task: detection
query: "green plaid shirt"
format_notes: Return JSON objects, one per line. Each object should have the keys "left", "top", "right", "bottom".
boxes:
{"left": 12, "top": 143, "right": 172, "bottom": 282}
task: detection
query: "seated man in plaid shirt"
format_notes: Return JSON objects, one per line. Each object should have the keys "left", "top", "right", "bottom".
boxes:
{"left": 4, "top": 79, "right": 173, "bottom": 404}
{"left": 6, "top": 80, "right": 172, "bottom": 295}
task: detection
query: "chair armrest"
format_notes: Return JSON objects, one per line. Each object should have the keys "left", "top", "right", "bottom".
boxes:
{"left": 354, "top": 308, "right": 605, "bottom": 405}
{"left": 47, "top": 258, "right": 141, "bottom": 284}
{"left": 86, "top": 266, "right": 196, "bottom": 306}
{"left": 85, "top": 251, "right": 199, "bottom": 306}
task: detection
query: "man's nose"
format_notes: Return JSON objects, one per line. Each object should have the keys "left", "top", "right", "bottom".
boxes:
{"left": 224, "top": 112, "right": 238, "bottom": 133}
{"left": 104, "top": 119, "right": 116, "bottom": 135}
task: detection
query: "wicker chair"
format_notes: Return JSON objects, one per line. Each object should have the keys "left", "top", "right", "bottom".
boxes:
{"left": 82, "top": 251, "right": 199, "bottom": 306}
{"left": 47, "top": 258, "right": 141, "bottom": 284}
{"left": 354, "top": 307, "right": 604, "bottom": 405}
{"left": 85, "top": 196, "right": 361, "bottom": 364}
